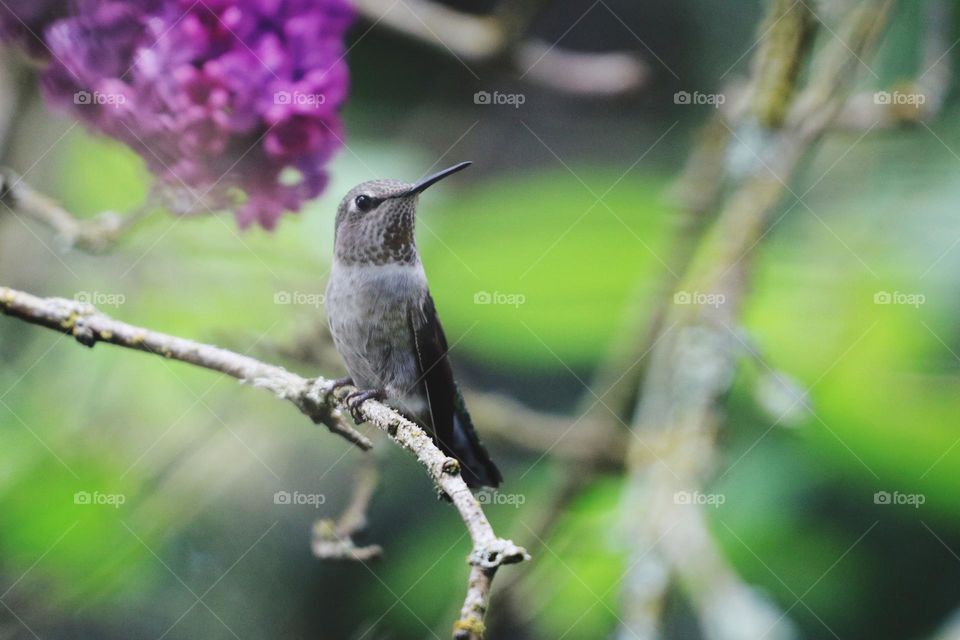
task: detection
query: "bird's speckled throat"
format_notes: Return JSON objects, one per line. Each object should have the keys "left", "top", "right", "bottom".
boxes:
{"left": 333, "top": 179, "right": 419, "bottom": 266}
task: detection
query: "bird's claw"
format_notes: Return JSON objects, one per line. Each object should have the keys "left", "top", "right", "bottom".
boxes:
{"left": 328, "top": 376, "right": 353, "bottom": 392}
{"left": 344, "top": 388, "right": 384, "bottom": 423}
{"left": 316, "top": 376, "right": 353, "bottom": 397}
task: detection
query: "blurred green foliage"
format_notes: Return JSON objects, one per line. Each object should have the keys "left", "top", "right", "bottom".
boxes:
{"left": 3, "top": 3, "right": 960, "bottom": 637}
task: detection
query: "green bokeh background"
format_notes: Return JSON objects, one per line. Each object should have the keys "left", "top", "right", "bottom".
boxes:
{"left": 2, "top": 2, "right": 960, "bottom": 639}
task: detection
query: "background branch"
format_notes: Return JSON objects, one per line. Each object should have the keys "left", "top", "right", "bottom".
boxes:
{"left": 312, "top": 456, "right": 383, "bottom": 561}
{"left": 352, "top": 0, "right": 648, "bottom": 96}
{"left": 615, "top": 1, "right": 892, "bottom": 638}
{"left": 0, "top": 169, "right": 153, "bottom": 252}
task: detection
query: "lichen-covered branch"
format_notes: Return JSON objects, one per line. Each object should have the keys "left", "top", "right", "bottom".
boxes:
{"left": 0, "top": 285, "right": 528, "bottom": 639}
{"left": 615, "top": 2, "right": 892, "bottom": 638}
{"left": 749, "top": 0, "right": 815, "bottom": 128}
{"left": 324, "top": 382, "right": 529, "bottom": 639}
{"left": 0, "top": 286, "right": 371, "bottom": 449}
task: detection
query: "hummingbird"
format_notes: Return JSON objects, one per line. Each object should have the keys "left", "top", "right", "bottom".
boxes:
{"left": 324, "top": 162, "right": 502, "bottom": 489}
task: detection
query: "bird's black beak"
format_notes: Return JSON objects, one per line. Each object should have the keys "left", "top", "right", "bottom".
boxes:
{"left": 403, "top": 161, "right": 472, "bottom": 196}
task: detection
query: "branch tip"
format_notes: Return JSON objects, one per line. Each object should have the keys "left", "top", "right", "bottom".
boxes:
{"left": 452, "top": 616, "right": 485, "bottom": 639}
{"left": 470, "top": 539, "right": 529, "bottom": 569}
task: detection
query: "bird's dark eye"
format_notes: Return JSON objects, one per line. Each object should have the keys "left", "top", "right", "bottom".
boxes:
{"left": 354, "top": 194, "right": 376, "bottom": 212}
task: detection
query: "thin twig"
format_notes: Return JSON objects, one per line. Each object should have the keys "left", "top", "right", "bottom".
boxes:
{"left": 0, "top": 169, "right": 153, "bottom": 252}
{"left": 312, "top": 456, "right": 384, "bottom": 561}
{"left": 833, "top": 0, "right": 952, "bottom": 129}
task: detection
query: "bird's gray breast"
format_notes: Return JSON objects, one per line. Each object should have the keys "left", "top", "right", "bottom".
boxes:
{"left": 325, "top": 261, "right": 427, "bottom": 402}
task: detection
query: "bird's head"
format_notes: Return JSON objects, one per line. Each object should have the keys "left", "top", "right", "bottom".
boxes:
{"left": 333, "top": 162, "right": 471, "bottom": 265}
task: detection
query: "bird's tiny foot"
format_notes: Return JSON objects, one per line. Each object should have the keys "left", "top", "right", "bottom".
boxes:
{"left": 329, "top": 376, "right": 353, "bottom": 391}
{"left": 317, "top": 376, "right": 353, "bottom": 398}
{"left": 345, "top": 388, "right": 384, "bottom": 423}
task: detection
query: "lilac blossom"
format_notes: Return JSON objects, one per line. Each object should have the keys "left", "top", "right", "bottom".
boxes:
{"left": 4, "top": 0, "right": 355, "bottom": 229}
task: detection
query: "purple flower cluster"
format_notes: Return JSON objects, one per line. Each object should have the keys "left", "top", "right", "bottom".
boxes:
{"left": 3, "top": 0, "right": 354, "bottom": 229}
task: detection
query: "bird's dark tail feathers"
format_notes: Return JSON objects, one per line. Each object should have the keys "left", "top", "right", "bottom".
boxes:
{"left": 441, "top": 389, "right": 502, "bottom": 489}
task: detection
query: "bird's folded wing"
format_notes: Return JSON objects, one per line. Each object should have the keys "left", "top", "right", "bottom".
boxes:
{"left": 409, "top": 292, "right": 457, "bottom": 449}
